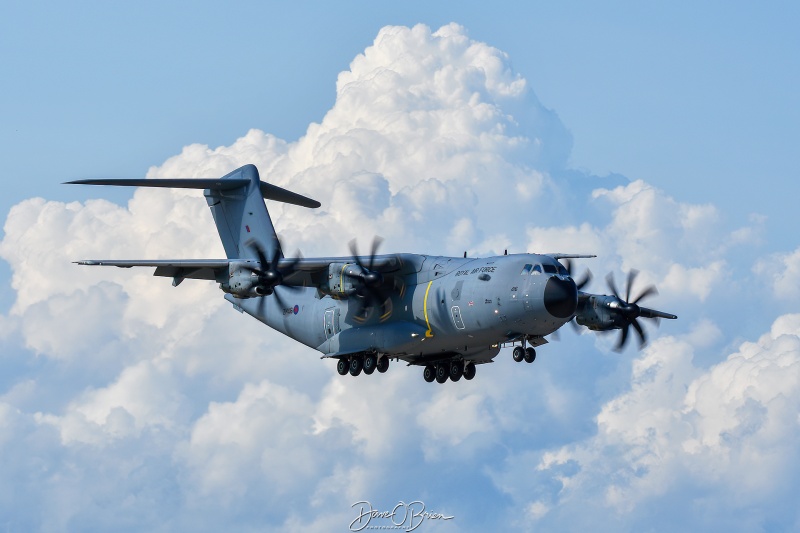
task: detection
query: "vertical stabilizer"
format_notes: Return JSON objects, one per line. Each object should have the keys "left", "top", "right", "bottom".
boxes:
{"left": 205, "top": 164, "right": 280, "bottom": 260}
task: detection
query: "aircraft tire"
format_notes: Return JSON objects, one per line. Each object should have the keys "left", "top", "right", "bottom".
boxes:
{"left": 337, "top": 358, "right": 349, "bottom": 375}
{"left": 512, "top": 346, "right": 525, "bottom": 362}
{"left": 464, "top": 362, "right": 476, "bottom": 380}
{"left": 363, "top": 353, "right": 377, "bottom": 375}
{"left": 423, "top": 365, "right": 436, "bottom": 382}
{"left": 435, "top": 364, "right": 448, "bottom": 384}
{"left": 449, "top": 361, "right": 463, "bottom": 382}
{"left": 376, "top": 356, "right": 389, "bottom": 373}
{"left": 350, "top": 355, "right": 364, "bottom": 376}
{"left": 524, "top": 347, "right": 536, "bottom": 363}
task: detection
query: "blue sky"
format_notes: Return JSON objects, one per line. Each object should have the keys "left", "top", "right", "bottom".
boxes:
{"left": 1, "top": 2, "right": 800, "bottom": 532}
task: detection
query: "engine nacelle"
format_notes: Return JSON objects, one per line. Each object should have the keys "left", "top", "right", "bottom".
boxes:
{"left": 219, "top": 261, "right": 265, "bottom": 298}
{"left": 575, "top": 295, "right": 625, "bottom": 331}
{"left": 319, "top": 262, "right": 365, "bottom": 298}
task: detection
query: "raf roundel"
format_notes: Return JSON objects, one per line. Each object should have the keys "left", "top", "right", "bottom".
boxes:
{"left": 293, "top": 305, "right": 299, "bottom": 315}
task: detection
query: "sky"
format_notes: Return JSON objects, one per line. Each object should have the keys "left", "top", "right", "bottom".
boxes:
{"left": 1, "top": 2, "right": 800, "bottom": 532}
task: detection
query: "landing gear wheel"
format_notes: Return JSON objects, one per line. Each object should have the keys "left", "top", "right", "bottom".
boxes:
{"left": 376, "top": 356, "right": 389, "bottom": 373}
{"left": 512, "top": 346, "right": 525, "bottom": 362}
{"left": 337, "top": 358, "right": 348, "bottom": 375}
{"left": 349, "top": 355, "right": 364, "bottom": 376}
{"left": 423, "top": 364, "right": 436, "bottom": 383}
{"left": 463, "top": 362, "right": 476, "bottom": 380}
{"left": 450, "top": 361, "right": 464, "bottom": 382}
{"left": 524, "top": 347, "right": 536, "bottom": 363}
{"left": 363, "top": 353, "right": 377, "bottom": 375}
{"left": 435, "top": 364, "right": 448, "bottom": 384}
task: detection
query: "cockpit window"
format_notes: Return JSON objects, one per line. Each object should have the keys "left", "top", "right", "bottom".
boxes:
{"left": 532, "top": 265, "right": 542, "bottom": 274}
{"left": 520, "top": 264, "right": 532, "bottom": 275}
{"left": 557, "top": 263, "right": 568, "bottom": 276}
{"left": 543, "top": 264, "right": 557, "bottom": 274}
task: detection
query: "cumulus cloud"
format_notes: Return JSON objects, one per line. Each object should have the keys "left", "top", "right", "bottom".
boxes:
{"left": 0, "top": 22, "right": 792, "bottom": 531}
{"left": 492, "top": 315, "right": 800, "bottom": 530}
{"left": 754, "top": 246, "right": 800, "bottom": 300}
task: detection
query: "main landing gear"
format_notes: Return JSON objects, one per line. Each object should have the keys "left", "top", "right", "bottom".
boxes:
{"left": 423, "top": 360, "right": 476, "bottom": 384}
{"left": 512, "top": 345, "right": 536, "bottom": 363}
{"left": 337, "top": 353, "right": 390, "bottom": 377}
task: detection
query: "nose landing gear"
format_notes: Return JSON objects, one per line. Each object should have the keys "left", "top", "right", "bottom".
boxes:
{"left": 512, "top": 344, "right": 536, "bottom": 363}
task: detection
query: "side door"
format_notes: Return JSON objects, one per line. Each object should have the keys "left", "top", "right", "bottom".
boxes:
{"left": 323, "top": 307, "right": 339, "bottom": 339}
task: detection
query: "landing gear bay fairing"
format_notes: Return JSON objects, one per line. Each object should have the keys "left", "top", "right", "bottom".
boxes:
{"left": 68, "top": 165, "right": 677, "bottom": 383}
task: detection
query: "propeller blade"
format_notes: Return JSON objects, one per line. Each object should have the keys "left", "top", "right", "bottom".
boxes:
{"left": 348, "top": 239, "right": 366, "bottom": 272}
{"left": 368, "top": 236, "right": 383, "bottom": 271}
{"left": 614, "top": 323, "right": 629, "bottom": 352}
{"left": 631, "top": 318, "right": 647, "bottom": 347}
{"left": 606, "top": 273, "right": 620, "bottom": 299}
{"left": 632, "top": 285, "right": 658, "bottom": 305}
{"left": 576, "top": 270, "right": 593, "bottom": 291}
{"left": 625, "top": 269, "right": 638, "bottom": 303}
{"left": 563, "top": 259, "right": 592, "bottom": 291}
{"left": 272, "top": 286, "right": 289, "bottom": 310}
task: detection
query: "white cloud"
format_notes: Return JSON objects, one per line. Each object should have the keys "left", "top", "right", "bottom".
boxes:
{"left": 754, "top": 246, "right": 800, "bottom": 300}
{"left": 496, "top": 314, "right": 800, "bottom": 529}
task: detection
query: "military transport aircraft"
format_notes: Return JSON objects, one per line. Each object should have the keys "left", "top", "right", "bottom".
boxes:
{"left": 68, "top": 164, "right": 677, "bottom": 383}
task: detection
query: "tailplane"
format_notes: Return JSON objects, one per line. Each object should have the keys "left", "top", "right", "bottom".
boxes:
{"left": 66, "top": 164, "right": 320, "bottom": 260}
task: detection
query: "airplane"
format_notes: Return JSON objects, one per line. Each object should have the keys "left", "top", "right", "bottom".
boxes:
{"left": 67, "top": 164, "right": 677, "bottom": 383}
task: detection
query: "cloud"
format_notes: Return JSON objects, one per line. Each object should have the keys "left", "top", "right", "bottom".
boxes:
{"left": 0, "top": 22, "right": 794, "bottom": 531}
{"left": 754, "top": 246, "right": 800, "bottom": 300}
{"left": 492, "top": 314, "right": 800, "bottom": 530}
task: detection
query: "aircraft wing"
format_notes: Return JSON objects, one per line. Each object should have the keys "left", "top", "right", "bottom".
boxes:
{"left": 75, "top": 254, "right": 403, "bottom": 285}
{"left": 75, "top": 259, "right": 231, "bottom": 281}
{"left": 545, "top": 253, "right": 597, "bottom": 260}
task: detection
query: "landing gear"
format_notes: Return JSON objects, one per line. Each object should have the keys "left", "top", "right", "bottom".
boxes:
{"left": 435, "top": 364, "right": 448, "bottom": 384}
{"left": 463, "top": 362, "right": 476, "bottom": 380}
{"left": 449, "top": 360, "right": 464, "bottom": 382}
{"left": 349, "top": 355, "right": 363, "bottom": 376}
{"left": 524, "top": 347, "right": 536, "bottom": 363}
{"left": 363, "top": 353, "right": 377, "bottom": 375}
{"left": 512, "top": 346, "right": 525, "bottom": 362}
{"left": 421, "top": 360, "right": 478, "bottom": 383}
{"left": 376, "top": 356, "right": 389, "bottom": 373}
{"left": 337, "top": 358, "right": 348, "bottom": 375}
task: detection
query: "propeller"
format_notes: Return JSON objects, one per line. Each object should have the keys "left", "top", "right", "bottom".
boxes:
{"left": 240, "top": 240, "right": 303, "bottom": 314}
{"left": 560, "top": 259, "right": 592, "bottom": 332}
{"left": 562, "top": 259, "right": 592, "bottom": 291}
{"left": 605, "top": 269, "right": 661, "bottom": 352}
{"left": 346, "top": 236, "right": 398, "bottom": 322}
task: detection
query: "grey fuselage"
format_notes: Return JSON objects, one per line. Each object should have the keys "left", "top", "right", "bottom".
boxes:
{"left": 228, "top": 252, "right": 577, "bottom": 366}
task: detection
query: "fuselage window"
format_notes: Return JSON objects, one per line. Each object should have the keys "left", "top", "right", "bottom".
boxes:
{"left": 543, "top": 264, "right": 557, "bottom": 274}
{"left": 520, "top": 264, "right": 532, "bottom": 275}
{"left": 532, "top": 265, "right": 542, "bottom": 274}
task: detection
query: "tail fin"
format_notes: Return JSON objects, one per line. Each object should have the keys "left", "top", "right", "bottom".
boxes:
{"left": 207, "top": 164, "right": 285, "bottom": 259}
{"left": 66, "top": 164, "right": 320, "bottom": 260}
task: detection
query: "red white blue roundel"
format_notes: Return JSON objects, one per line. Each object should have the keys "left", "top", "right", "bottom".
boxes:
{"left": 293, "top": 305, "right": 299, "bottom": 315}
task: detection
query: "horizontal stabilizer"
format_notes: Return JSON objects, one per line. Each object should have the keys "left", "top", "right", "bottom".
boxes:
{"left": 66, "top": 177, "right": 320, "bottom": 208}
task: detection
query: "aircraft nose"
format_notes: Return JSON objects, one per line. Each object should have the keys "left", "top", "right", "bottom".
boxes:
{"left": 543, "top": 276, "right": 578, "bottom": 318}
